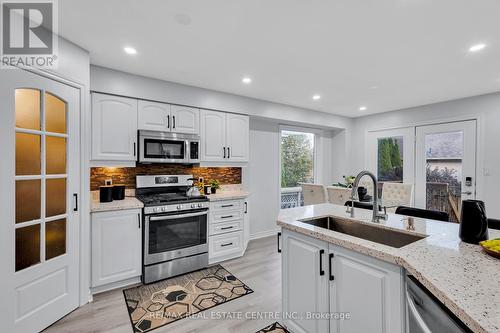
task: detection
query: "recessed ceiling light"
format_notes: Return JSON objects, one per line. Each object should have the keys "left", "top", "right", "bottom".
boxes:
{"left": 359, "top": 106, "right": 367, "bottom": 111}
{"left": 124, "top": 46, "right": 137, "bottom": 55}
{"left": 242, "top": 77, "right": 252, "bottom": 84}
{"left": 468, "top": 43, "right": 486, "bottom": 53}
{"left": 312, "top": 94, "right": 321, "bottom": 100}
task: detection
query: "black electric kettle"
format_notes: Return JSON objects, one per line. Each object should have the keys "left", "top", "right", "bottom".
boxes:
{"left": 459, "top": 200, "right": 489, "bottom": 244}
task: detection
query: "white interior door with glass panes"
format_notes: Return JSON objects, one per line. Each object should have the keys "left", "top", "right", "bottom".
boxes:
{"left": 0, "top": 69, "right": 80, "bottom": 333}
{"left": 365, "top": 127, "right": 415, "bottom": 208}
{"left": 415, "top": 120, "right": 476, "bottom": 222}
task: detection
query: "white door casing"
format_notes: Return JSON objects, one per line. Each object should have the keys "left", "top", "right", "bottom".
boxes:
{"left": 415, "top": 120, "right": 477, "bottom": 209}
{"left": 0, "top": 68, "right": 80, "bottom": 333}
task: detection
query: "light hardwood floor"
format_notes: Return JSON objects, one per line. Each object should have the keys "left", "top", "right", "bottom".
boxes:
{"left": 44, "top": 236, "right": 282, "bottom": 333}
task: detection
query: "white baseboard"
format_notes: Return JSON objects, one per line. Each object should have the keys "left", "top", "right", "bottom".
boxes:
{"left": 250, "top": 228, "right": 280, "bottom": 240}
{"left": 90, "top": 276, "right": 141, "bottom": 295}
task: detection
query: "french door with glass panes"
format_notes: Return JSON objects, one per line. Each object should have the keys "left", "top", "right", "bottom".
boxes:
{"left": 415, "top": 120, "right": 477, "bottom": 222}
{"left": 0, "top": 69, "right": 80, "bottom": 333}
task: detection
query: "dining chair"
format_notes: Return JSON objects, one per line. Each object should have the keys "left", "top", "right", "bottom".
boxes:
{"left": 395, "top": 206, "right": 449, "bottom": 222}
{"left": 381, "top": 183, "right": 413, "bottom": 213}
{"left": 300, "top": 183, "right": 328, "bottom": 206}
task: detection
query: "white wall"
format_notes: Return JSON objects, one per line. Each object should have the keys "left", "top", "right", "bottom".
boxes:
{"left": 247, "top": 118, "right": 345, "bottom": 238}
{"left": 349, "top": 92, "right": 500, "bottom": 218}
{"left": 90, "top": 65, "right": 351, "bottom": 130}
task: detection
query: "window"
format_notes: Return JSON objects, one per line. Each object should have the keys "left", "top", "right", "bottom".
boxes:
{"left": 280, "top": 129, "right": 316, "bottom": 209}
{"left": 377, "top": 136, "right": 404, "bottom": 182}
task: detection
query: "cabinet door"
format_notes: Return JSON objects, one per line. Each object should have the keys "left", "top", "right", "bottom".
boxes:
{"left": 226, "top": 113, "right": 249, "bottom": 162}
{"left": 200, "top": 109, "right": 226, "bottom": 161}
{"left": 91, "top": 93, "right": 138, "bottom": 161}
{"left": 171, "top": 105, "right": 200, "bottom": 134}
{"left": 91, "top": 209, "right": 142, "bottom": 287}
{"left": 138, "top": 100, "right": 171, "bottom": 131}
{"left": 329, "top": 244, "right": 404, "bottom": 333}
{"left": 282, "top": 229, "right": 329, "bottom": 333}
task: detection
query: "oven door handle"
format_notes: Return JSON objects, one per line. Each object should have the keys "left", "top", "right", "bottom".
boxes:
{"left": 148, "top": 211, "right": 208, "bottom": 221}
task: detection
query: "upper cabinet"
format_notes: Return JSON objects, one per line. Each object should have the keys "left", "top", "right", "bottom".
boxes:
{"left": 138, "top": 101, "right": 199, "bottom": 135}
{"left": 200, "top": 110, "right": 249, "bottom": 163}
{"left": 171, "top": 105, "right": 200, "bottom": 134}
{"left": 137, "top": 100, "right": 170, "bottom": 132}
{"left": 91, "top": 93, "right": 138, "bottom": 162}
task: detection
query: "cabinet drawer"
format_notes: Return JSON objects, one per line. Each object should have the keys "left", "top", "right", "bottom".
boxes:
{"left": 210, "top": 219, "right": 243, "bottom": 236}
{"left": 211, "top": 209, "right": 244, "bottom": 224}
{"left": 211, "top": 199, "right": 243, "bottom": 212}
{"left": 209, "top": 232, "right": 243, "bottom": 258}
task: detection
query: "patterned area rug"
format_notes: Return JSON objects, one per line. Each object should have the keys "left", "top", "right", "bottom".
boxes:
{"left": 123, "top": 265, "right": 253, "bottom": 332}
{"left": 256, "top": 322, "right": 290, "bottom": 333}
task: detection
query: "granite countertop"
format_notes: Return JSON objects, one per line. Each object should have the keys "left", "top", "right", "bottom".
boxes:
{"left": 90, "top": 190, "right": 144, "bottom": 213}
{"left": 207, "top": 190, "right": 250, "bottom": 201}
{"left": 277, "top": 203, "right": 500, "bottom": 333}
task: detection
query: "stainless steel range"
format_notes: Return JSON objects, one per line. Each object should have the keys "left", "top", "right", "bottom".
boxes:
{"left": 136, "top": 175, "right": 209, "bottom": 284}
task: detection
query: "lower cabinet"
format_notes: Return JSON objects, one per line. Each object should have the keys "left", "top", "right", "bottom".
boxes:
{"left": 282, "top": 229, "right": 405, "bottom": 333}
{"left": 208, "top": 198, "right": 247, "bottom": 263}
{"left": 91, "top": 209, "right": 142, "bottom": 289}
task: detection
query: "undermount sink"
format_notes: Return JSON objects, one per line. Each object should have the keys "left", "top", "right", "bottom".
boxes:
{"left": 299, "top": 216, "right": 426, "bottom": 248}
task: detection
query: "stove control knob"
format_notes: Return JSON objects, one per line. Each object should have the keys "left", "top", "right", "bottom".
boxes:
{"left": 191, "top": 204, "right": 196, "bottom": 208}
{"left": 176, "top": 205, "right": 182, "bottom": 210}
{"left": 197, "top": 203, "right": 203, "bottom": 208}
{"left": 153, "top": 207, "right": 159, "bottom": 213}
{"left": 161, "top": 207, "right": 166, "bottom": 212}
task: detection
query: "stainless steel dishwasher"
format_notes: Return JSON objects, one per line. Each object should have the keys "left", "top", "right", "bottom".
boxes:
{"left": 405, "top": 274, "right": 472, "bottom": 333}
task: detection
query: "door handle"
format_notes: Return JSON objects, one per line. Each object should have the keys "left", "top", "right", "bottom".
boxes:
{"left": 73, "top": 193, "right": 78, "bottom": 212}
{"left": 223, "top": 147, "right": 226, "bottom": 158}
{"left": 319, "top": 249, "right": 325, "bottom": 276}
{"left": 277, "top": 232, "right": 282, "bottom": 253}
{"left": 406, "top": 290, "right": 433, "bottom": 333}
{"left": 329, "top": 253, "right": 334, "bottom": 281}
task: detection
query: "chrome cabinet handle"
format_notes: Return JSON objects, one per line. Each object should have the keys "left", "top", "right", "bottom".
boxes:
{"left": 167, "top": 115, "right": 170, "bottom": 128}
{"left": 221, "top": 204, "right": 234, "bottom": 208}
{"left": 148, "top": 211, "right": 208, "bottom": 221}
{"left": 220, "top": 215, "right": 233, "bottom": 219}
{"left": 137, "top": 213, "right": 141, "bottom": 229}
{"left": 173, "top": 115, "right": 176, "bottom": 129}
{"left": 221, "top": 226, "right": 233, "bottom": 230}
{"left": 223, "top": 147, "right": 226, "bottom": 158}
{"left": 73, "top": 193, "right": 78, "bottom": 212}
{"left": 221, "top": 242, "right": 233, "bottom": 247}
{"left": 227, "top": 147, "right": 230, "bottom": 158}
{"left": 133, "top": 142, "right": 136, "bottom": 156}
{"left": 277, "top": 232, "right": 282, "bottom": 253}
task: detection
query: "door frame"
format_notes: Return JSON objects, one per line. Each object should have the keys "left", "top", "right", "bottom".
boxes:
{"left": 364, "top": 114, "right": 484, "bottom": 203}
{"left": 26, "top": 66, "right": 91, "bottom": 306}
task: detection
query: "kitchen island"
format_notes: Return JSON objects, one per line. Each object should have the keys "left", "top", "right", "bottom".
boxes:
{"left": 277, "top": 203, "right": 500, "bottom": 333}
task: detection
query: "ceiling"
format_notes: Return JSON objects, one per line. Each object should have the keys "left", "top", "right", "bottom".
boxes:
{"left": 59, "top": 0, "right": 500, "bottom": 117}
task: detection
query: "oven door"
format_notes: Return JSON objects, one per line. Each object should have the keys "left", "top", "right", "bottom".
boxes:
{"left": 139, "top": 134, "right": 188, "bottom": 163}
{"left": 144, "top": 210, "right": 208, "bottom": 265}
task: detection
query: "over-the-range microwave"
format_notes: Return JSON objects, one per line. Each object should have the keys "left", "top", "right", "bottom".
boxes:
{"left": 138, "top": 130, "right": 200, "bottom": 164}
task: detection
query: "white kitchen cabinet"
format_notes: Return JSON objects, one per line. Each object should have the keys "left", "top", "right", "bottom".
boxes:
{"left": 329, "top": 244, "right": 404, "bottom": 333}
{"left": 208, "top": 198, "right": 247, "bottom": 263}
{"left": 281, "top": 229, "right": 404, "bottom": 333}
{"left": 200, "top": 109, "right": 249, "bottom": 163}
{"left": 170, "top": 105, "right": 200, "bottom": 134}
{"left": 91, "top": 93, "right": 138, "bottom": 162}
{"left": 138, "top": 101, "right": 199, "bottom": 134}
{"left": 282, "top": 229, "right": 330, "bottom": 333}
{"left": 138, "top": 100, "right": 171, "bottom": 132}
{"left": 201, "top": 110, "right": 226, "bottom": 162}
{"left": 91, "top": 209, "right": 142, "bottom": 288}
{"left": 225, "top": 113, "right": 249, "bottom": 162}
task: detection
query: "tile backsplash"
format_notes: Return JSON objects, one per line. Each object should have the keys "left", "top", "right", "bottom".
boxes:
{"left": 90, "top": 165, "right": 242, "bottom": 190}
